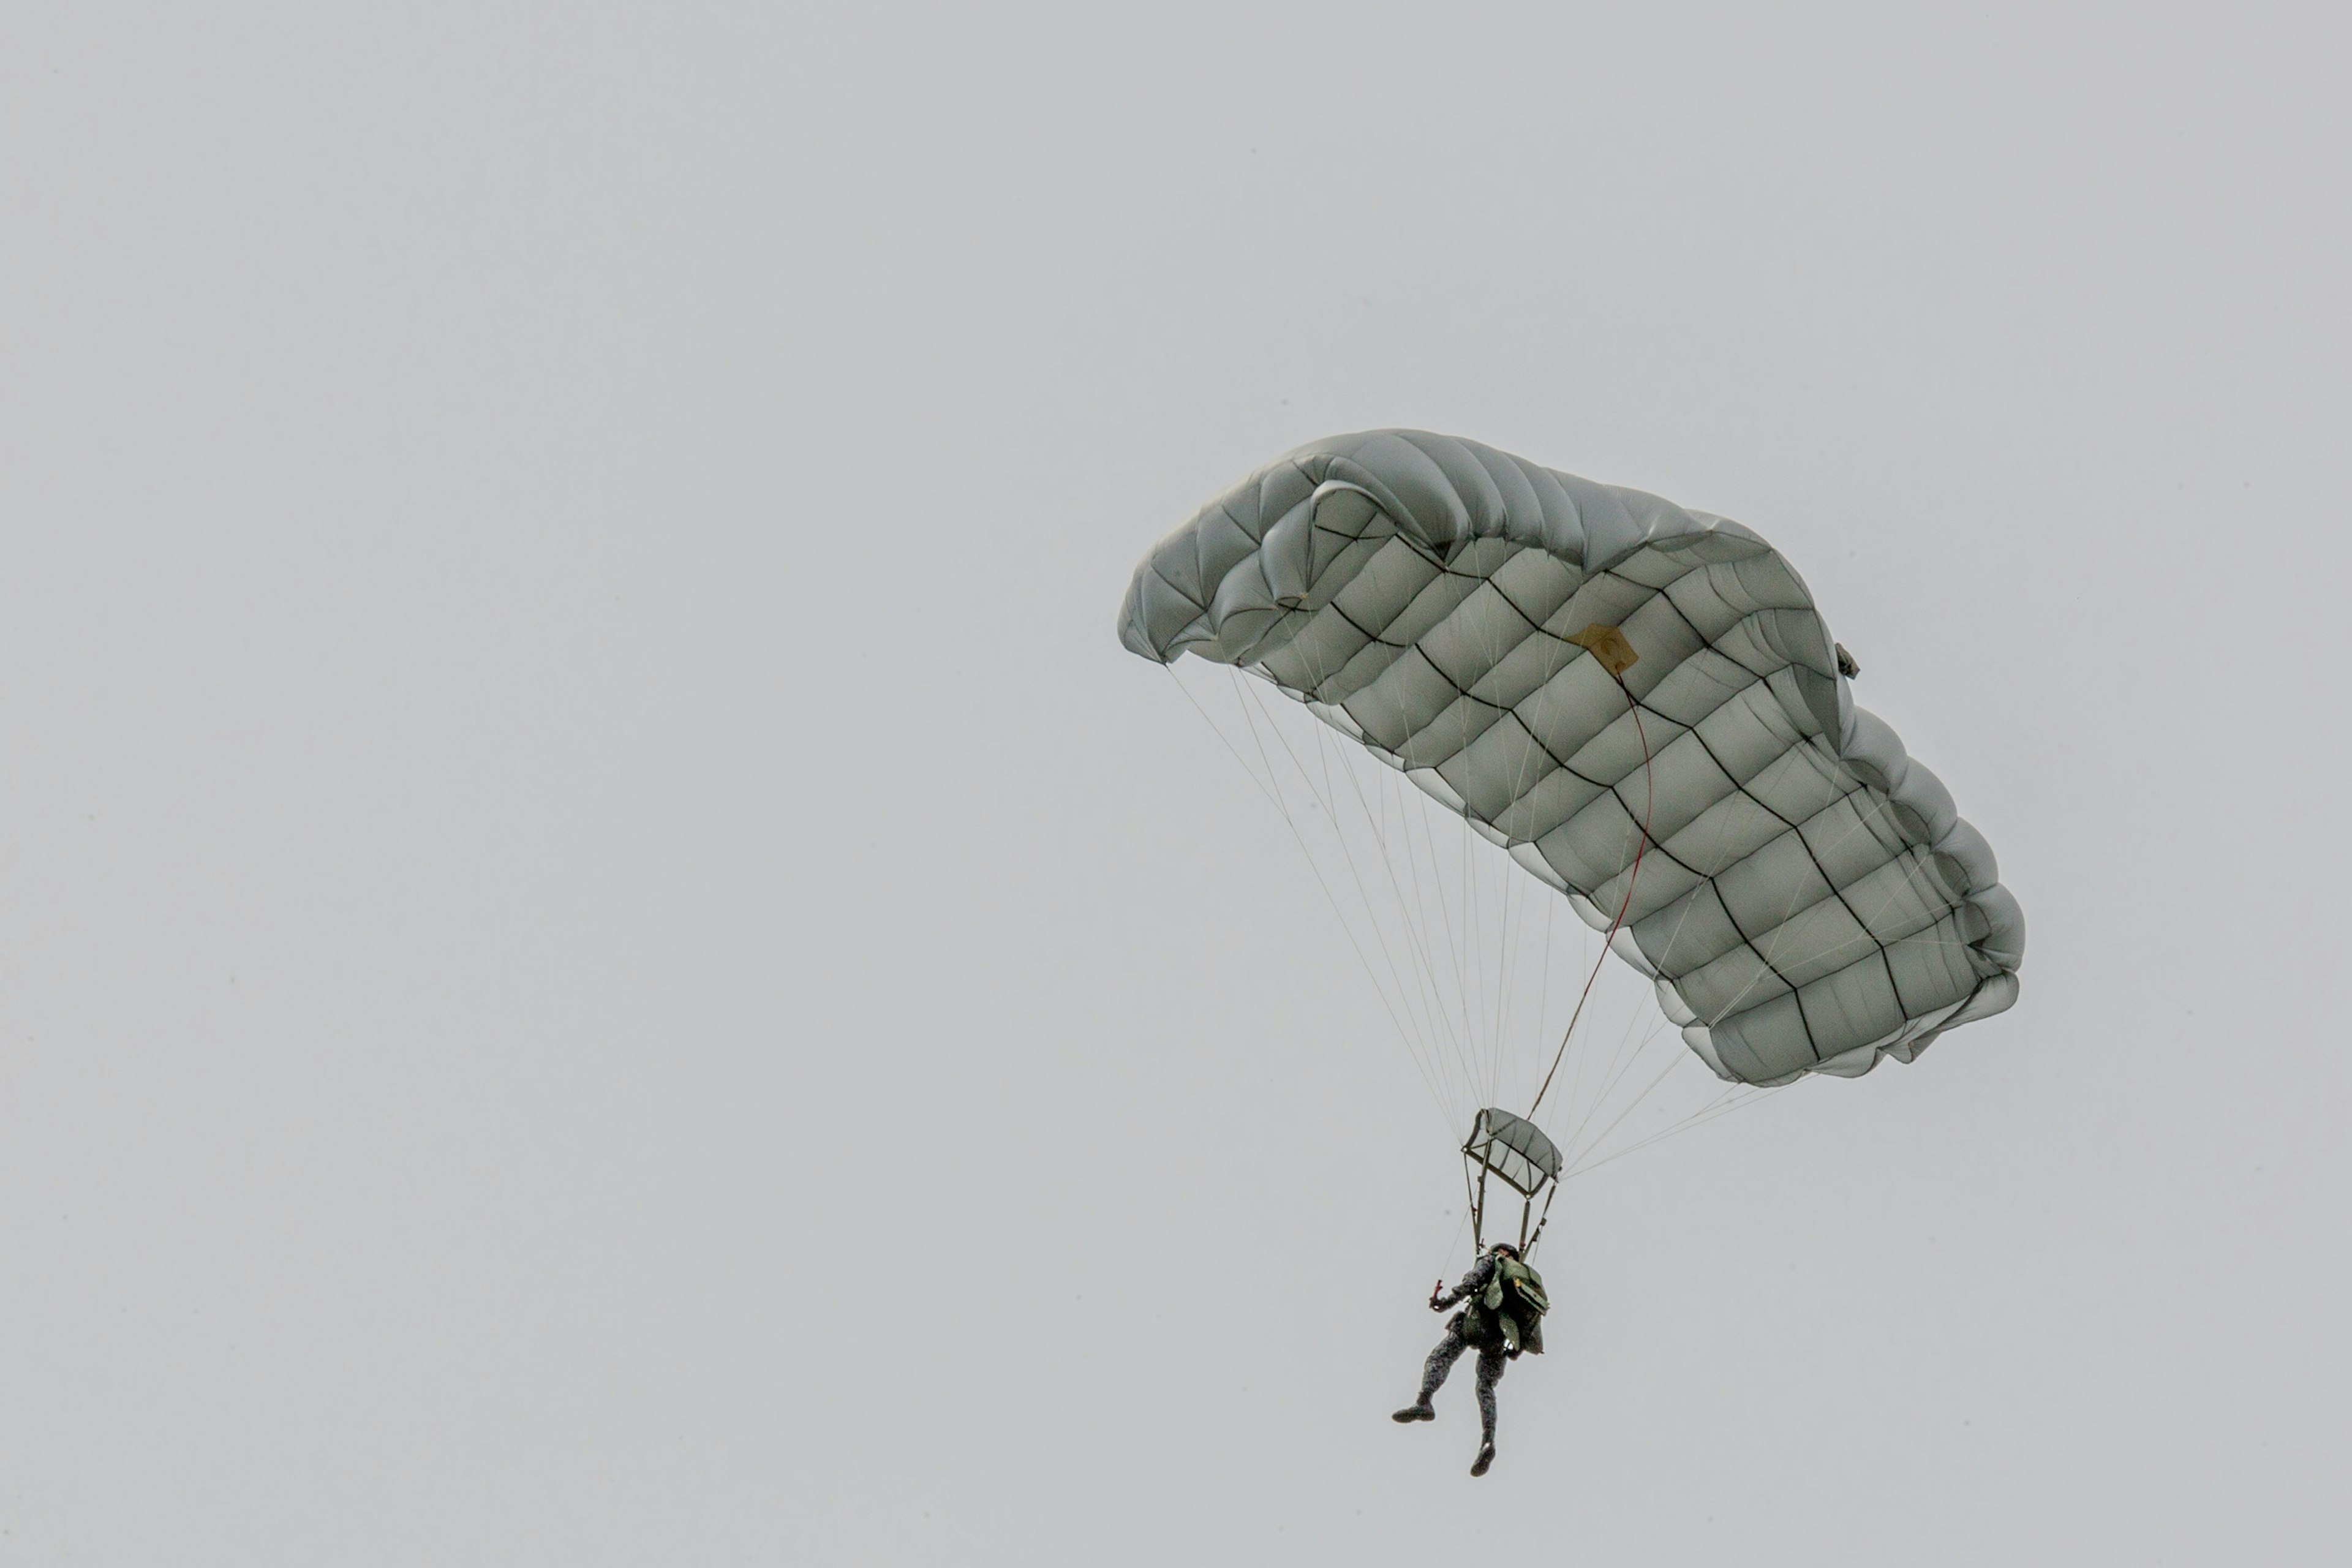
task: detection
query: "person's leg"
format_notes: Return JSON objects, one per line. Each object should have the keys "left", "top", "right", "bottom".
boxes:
{"left": 1393, "top": 1330, "right": 1467, "bottom": 1421}
{"left": 1469, "top": 1345, "right": 1508, "bottom": 1474}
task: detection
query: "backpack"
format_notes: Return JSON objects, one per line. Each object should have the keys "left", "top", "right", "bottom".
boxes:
{"left": 1481, "top": 1257, "right": 1549, "bottom": 1354}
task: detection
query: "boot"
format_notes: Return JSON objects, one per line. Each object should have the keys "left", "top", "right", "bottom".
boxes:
{"left": 1391, "top": 1403, "right": 1435, "bottom": 1423}
{"left": 1470, "top": 1442, "right": 1496, "bottom": 1477}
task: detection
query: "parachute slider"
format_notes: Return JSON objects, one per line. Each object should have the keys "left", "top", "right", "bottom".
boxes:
{"left": 1463, "top": 1107, "right": 1564, "bottom": 1198}
{"left": 1567, "top": 623, "right": 1639, "bottom": 677}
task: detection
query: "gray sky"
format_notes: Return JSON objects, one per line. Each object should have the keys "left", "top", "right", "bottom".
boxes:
{"left": 4, "top": 2, "right": 2347, "bottom": 1562}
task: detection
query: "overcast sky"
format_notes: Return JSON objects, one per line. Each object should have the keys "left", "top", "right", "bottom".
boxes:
{"left": 4, "top": 2, "right": 2348, "bottom": 1562}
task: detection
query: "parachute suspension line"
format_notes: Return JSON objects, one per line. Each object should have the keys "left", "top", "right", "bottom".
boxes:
{"left": 1166, "top": 665, "right": 1454, "bottom": 1128}
{"left": 1336, "top": 682, "right": 1496, "bottom": 1128}
{"left": 1562, "top": 1033, "right": 1691, "bottom": 1169}
{"left": 1558, "top": 1005, "right": 1679, "bottom": 1164}
{"left": 1393, "top": 756, "right": 1482, "bottom": 1117}
{"left": 1472, "top": 809, "right": 1505, "bottom": 1110}
{"left": 1471, "top": 1152, "right": 1491, "bottom": 1251}
{"left": 1526, "top": 668, "right": 1657, "bottom": 1121}
{"left": 1281, "top": 638, "right": 1481, "bottom": 1119}
{"left": 1447, "top": 802, "right": 1478, "bottom": 1098}
{"left": 1460, "top": 590, "right": 1502, "bottom": 1106}
{"left": 1461, "top": 1153, "right": 1483, "bottom": 1253}
{"left": 1370, "top": 753, "right": 1478, "bottom": 1115}
{"left": 1532, "top": 880, "right": 1559, "bottom": 1100}
{"left": 1552, "top": 903, "right": 1612, "bottom": 1135}
{"left": 1462, "top": 817, "right": 1488, "bottom": 1106}
{"left": 1493, "top": 861, "right": 1520, "bottom": 1106}
{"left": 1236, "top": 672, "right": 1446, "bottom": 1102}
{"left": 1162, "top": 661, "right": 1292, "bottom": 821}
{"left": 1221, "top": 674, "right": 1433, "bottom": 1095}
{"left": 1499, "top": 612, "right": 1546, "bottom": 1109}
{"left": 1490, "top": 699, "right": 1551, "bottom": 1110}
{"left": 1440, "top": 816, "right": 1485, "bottom": 1107}
{"left": 1300, "top": 694, "right": 1446, "bottom": 1100}
{"left": 1307, "top": 687, "right": 1487, "bottom": 1123}
{"left": 1524, "top": 1180, "right": 1559, "bottom": 1259}
{"left": 1567, "top": 1083, "right": 1785, "bottom": 1178}
{"left": 1369, "top": 756, "right": 1447, "bottom": 1082}
{"left": 1397, "top": 754, "right": 1476, "bottom": 1104}
{"left": 1493, "top": 615, "right": 1540, "bottom": 1109}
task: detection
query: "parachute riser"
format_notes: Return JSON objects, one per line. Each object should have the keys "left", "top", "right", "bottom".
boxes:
{"left": 1523, "top": 1181, "right": 1560, "bottom": 1261}
{"left": 1457, "top": 1147, "right": 1558, "bottom": 1259}
{"left": 1469, "top": 1148, "right": 1491, "bottom": 1251}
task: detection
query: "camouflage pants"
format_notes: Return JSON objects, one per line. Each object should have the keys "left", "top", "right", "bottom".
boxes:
{"left": 1415, "top": 1327, "right": 1507, "bottom": 1443}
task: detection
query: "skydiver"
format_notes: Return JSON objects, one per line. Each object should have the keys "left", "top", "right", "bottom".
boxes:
{"left": 1391, "top": 1240, "right": 1550, "bottom": 1477}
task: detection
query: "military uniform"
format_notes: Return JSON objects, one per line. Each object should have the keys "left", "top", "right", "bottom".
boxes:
{"left": 1395, "top": 1248, "right": 1550, "bottom": 1474}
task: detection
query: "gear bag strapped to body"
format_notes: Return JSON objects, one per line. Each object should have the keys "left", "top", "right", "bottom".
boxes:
{"left": 1466, "top": 1257, "right": 1550, "bottom": 1355}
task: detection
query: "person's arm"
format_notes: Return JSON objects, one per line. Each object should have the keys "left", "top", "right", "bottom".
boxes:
{"left": 1429, "top": 1256, "right": 1493, "bottom": 1311}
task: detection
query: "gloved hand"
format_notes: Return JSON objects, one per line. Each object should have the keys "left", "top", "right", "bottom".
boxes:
{"left": 1428, "top": 1280, "right": 1446, "bottom": 1311}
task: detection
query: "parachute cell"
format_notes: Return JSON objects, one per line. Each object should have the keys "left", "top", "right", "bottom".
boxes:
{"left": 1120, "top": 430, "right": 2022, "bottom": 1087}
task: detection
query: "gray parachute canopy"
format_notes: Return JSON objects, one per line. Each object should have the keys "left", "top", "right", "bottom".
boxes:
{"left": 1120, "top": 430, "right": 2022, "bottom": 1087}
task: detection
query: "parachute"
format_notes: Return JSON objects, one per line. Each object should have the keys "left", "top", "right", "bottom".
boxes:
{"left": 1121, "top": 431, "right": 2022, "bottom": 1218}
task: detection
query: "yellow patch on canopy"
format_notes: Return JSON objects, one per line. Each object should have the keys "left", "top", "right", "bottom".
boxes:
{"left": 1566, "top": 623, "right": 1638, "bottom": 677}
